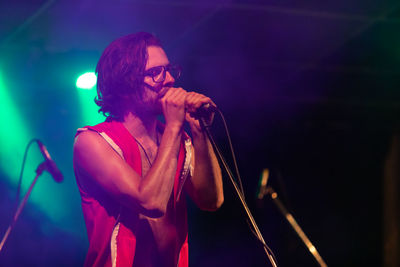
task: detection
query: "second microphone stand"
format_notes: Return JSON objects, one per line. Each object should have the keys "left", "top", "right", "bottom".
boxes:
{"left": 0, "top": 161, "right": 48, "bottom": 253}
{"left": 265, "top": 187, "right": 327, "bottom": 267}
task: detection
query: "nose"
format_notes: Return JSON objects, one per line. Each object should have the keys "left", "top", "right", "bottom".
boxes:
{"left": 164, "top": 69, "right": 175, "bottom": 84}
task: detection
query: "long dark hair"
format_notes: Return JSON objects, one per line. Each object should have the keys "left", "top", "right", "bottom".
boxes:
{"left": 95, "top": 32, "right": 162, "bottom": 120}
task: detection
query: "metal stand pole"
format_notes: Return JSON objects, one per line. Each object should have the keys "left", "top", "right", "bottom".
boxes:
{"left": 266, "top": 187, "right": 327, "bottom": 267}
{"left": 0, "top": 161, "right": 46, "bottom": 253}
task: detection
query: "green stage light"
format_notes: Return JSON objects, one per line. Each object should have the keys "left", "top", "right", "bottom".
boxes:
{"left": 0, "top": 69, "right": 33, "bottom": 183}
{"left": 76, "top": 71, "right": 103, "bottom": 125}
{"left": 0, "top": 69, "right": 66, "bottom": 225}
{"left": 0, "top": 68, "right": 89, "bottom": 235}
{"left": 76, "top": 72, "right": 97, "bottom": 89}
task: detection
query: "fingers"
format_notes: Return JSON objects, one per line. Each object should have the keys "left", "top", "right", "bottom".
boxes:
{"left": 184, "top": 91, "right": 215, "bottom": 113}
{"left": 160, "top": 87, "right": 187, "bottom": 128}
{"left": 159, "top": 88, "right": 215, "bottom": 129}
{"left": 184, "top": 91, "right": 216, "bottom": 130}
{"left": 160, "top": 87, "right": 187, "bottom": 107}
{"left": 161, "top": 88, "right": 215, "bottom": 111}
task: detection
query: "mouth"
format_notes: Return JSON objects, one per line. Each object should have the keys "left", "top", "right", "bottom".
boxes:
{"left": 157, "top": 86, "right": 171, "bottom": 99}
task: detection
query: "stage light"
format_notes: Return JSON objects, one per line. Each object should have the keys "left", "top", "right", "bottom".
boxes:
{"left": 0, "top": 69, "right": 66, "bottom": 226}
{"left": 76, "top": 72, "right": 97, "bottom": 89}
{"left": 0, "top": 69, "right": 32, "bottom": 183}
{"left": 76, "top": 71, "right": 103, "bottom": 125}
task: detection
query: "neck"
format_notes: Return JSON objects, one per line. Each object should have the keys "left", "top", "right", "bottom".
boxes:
{"left": 122, "top": 112, "right": 158, "bottom": 142}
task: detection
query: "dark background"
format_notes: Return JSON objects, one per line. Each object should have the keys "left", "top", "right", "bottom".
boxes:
{"left": 0, "top": 0, "right": 399, "bottom": 266}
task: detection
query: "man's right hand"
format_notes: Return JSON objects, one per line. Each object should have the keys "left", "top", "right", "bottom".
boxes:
{"left": 160, "top": 87, "right": 187, "bottom": 131}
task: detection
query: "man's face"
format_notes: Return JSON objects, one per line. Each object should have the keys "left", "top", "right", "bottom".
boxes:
{"left": 144, "top": 46, "right": 175, "bottom": 93}
{"left": 140, "top": 46, "right": 175, "bottom": 114}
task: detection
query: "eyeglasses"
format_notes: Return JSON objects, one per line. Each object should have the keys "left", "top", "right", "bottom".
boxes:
{"left": 143, "top": 64, "right": 181, "bottom": 83}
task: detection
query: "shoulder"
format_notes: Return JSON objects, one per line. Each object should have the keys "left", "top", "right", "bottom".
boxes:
{"left": 73, "top": 130, "right": 118, "bottom": 167}
{"left": 73, "top": 128, "right": 127, "bottom": 185}
{"left": 74, "top": 129, "right": 103, "bottom": 152}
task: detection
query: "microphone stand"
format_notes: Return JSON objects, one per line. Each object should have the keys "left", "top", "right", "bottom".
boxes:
{"left": 266, "top": 187, "right": 327, "bottom": 267}
{"left": 200, "top": 118, "right": 277, "bottom": 267}
{"left": 0, "top": 161, "right": 47, "bottom": 253}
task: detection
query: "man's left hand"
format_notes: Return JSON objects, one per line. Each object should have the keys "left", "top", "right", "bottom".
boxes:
{"left": 184, "top": 92, "right": 216, "bottom": 132}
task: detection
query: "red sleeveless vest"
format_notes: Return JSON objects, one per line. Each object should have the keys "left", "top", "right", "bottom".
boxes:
{"left": 75, "top": 120, "right": 189, "bottom": 267}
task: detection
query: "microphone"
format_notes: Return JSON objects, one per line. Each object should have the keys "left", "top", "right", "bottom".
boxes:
{"left": 257, "top": 169, "right": 270, "bottom": 200}
{"left": 36, "top": 140, "right": 63, "bottom": 182}
{"left": 191, "top": 103, "right": 218, "bottom": 119}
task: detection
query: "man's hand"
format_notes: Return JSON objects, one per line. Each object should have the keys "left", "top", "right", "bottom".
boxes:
{"left": 181, "top": 91, "right": 224, "bottom": 211}
{"left": 160, "top": 87, "right": 187, "bottom": 131}
{"left": 159, "top": 88, "right": 224, "bottom": 211}
{"left": 184, "top": 91, "right": 216, "bottom": 133}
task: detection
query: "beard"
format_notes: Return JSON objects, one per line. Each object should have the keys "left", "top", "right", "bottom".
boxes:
{"left": 131, "top": 87, "right": 163, "bottom": 118}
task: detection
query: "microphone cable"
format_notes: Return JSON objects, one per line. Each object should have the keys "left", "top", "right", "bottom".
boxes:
{"left": 215, "top": 109, "right": 245, "bottom": 198}
{"left": 15, "top": 138, "right": 39, "bottom": 206}
{"left": 212, "top": 108, "right": 279, "bottom": 266}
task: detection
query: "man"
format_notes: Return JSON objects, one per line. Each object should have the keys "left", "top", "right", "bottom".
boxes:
{"left": 73, "top": 32, "right": 224, "bottom": 267}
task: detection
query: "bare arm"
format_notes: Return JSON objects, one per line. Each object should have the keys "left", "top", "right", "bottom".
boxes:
{"left": 73, "top": 88, "right": 188, "bottom": 218}
{"left": 184, "top": 92, "right": 224, "bottom": 211}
